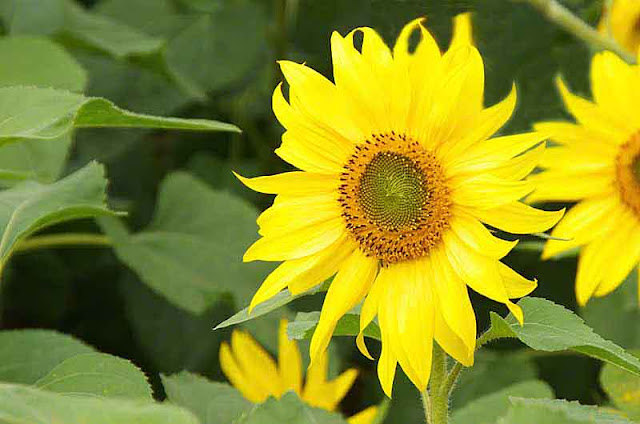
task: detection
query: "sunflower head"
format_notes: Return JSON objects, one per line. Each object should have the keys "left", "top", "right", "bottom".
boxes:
{"left": 532, "top": 50, "right": 640, "bottom": 306}
{"left": 238, "top": 14, "right": 562, "bottom": 397}
{"left": 220, "top": 320, "right": 377, "bottom": 424}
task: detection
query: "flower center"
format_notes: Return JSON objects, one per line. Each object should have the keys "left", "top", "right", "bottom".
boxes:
{"left": 338, "top": 132, "right": 451, "bottom": 265}
{"left": 615, "top": 131, "right": 640, "bottom": 216}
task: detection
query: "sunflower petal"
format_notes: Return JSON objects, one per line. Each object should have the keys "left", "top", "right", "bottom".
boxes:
{"left": 470, "top": 202, "right": 564, "bottom": 234}
{"left": 278, "top": 319, "right": 302, "bottom": 394}
{"left": 234, "top": 171, "right": 338, "bottom": 196}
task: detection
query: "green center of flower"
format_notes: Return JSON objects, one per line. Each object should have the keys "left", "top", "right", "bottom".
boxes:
{"left": 358, "top": 152, "right": 428, "bottom": 231}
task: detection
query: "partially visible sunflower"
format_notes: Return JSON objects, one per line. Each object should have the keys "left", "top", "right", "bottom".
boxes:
{"left": 237, "top": 14, "right": 563, "bottom": 396}
{"left": 599, "top": 0, "right": 640, "bottom": 54}
{"left": 530, "top": 50, "right": 640, "bottom": 306}
{"left": 220, "top": 320, "right": 378, "bottom": 424}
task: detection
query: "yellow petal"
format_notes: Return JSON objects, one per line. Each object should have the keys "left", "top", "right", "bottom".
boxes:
{"left": 591, "top": 51, "right": 640, "bottom": 128}
{"left": 377, "top": 329, "right": 398, "bottom": 398}
{"left": 326, "top": 368, "right": 359, "bottom": 410}
{"left": 538, "top": 145, "right": 614, "bottom": 173}
{"left": 234, "top": 171, "right": 338, "bottom": 196}
{"left": 428, "top": 246, "right": 476, "bottom": 354}
{"left": 470, "top": 202, "right": 564, "bottom": 234}
{"left": 527, "top": 170, "right": 615, "bottom": 202}
{"left": 257, "top": 193, "right": 340, "bottom": 237}
{"left": 594, "top": 217, "right": 640, "bottom": 298}
{"left": 499, "top": 262, "right": 537, "bottom": 298}
{"left": 542, "top": 195, "right": 621, "bottom": 259}
{"left": 451, "top": 175, "right": 534, "bottom": 210}
{"left": 450, "top": 209, "right": 517, "bottom": 258}
{"left": 533, "top": 121, "right": 619, "bottom": 151}
{"left": 443, "top": 231, "right": 522, "bottom": 323}
{"left": 348, "top": 406, "right": 379, "bottom": 424}
{"left": 278, "top": 319, "right": 303, "bottom": 394}
{"left": 555, "top": 76, "right": 632, "bottom": 143}
{"left": 485, "top": 142, "right": 546, "bottom": 181}
{"left": 378, "top": 261, "right": 434, "bottom": 392}
{"left": 219, "top": 342, "right": 267, "bottom": 403}
{"left": 243, "top": 217, "right": 345, "bottom": 262}
{"left": 248, "top": 234, "right": 355, "bottom": 311}
{"left": 231, "top": 331, "right": 282, "bottom": 399}
{"left": 434, "top": 309, "right": 474, "bottom": 367}
{"left": 450, "top": 13, "right": 473, "bottom": 49}
{"left": 303, "top": 349, "right": 329, "bottom": 407}
{"left": 357, "top": 275, "right": 385, "bottom": 360}
{"left": 309, "top": 249, "right": 378, "bottom": 364}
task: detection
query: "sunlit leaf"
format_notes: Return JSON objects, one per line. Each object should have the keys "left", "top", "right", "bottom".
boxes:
{"left": 485, "top": 298, "right": 640, "bottom": 376}
{"left": 286, "top": 311, "right": 381, "bottom": 341}
{"left": 235, "top": 392, "right": 348, "bottom": 424}
{"left": 501, "top": 398, "right": 633, "bottom": 424}
{"left": 0, "top": 383, "right": 199, "bottom": 424}
{"left": 450, "top": 380, "right": 553, "bottom": 424}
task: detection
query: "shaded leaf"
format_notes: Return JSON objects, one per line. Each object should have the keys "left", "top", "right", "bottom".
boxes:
{"left": 286, "top": 312, "right": 381, "bottom": 341}
{"left": 101, "top": 172, "right": 271, "bottom": 315}
{"left": 485, "top": 298, "right": 640, "bottom": 376}
{"left": 0, "top": 0, "right": 65, "bottom": 36}
{"left": 0, "top": 162, "right": 116, "bottom": 274}
{"left": 161, "top": 372, "right": 252, "bottom": 424}
{"left": 34, "top": 352, "right": 152, "bottom": 400}
{"left": 450, "top": 380, "right": 554, "bottom": 424}
{"left": 500, "top": 398, "right": 633, "bottom": 424}
{"left": 0, "top": 383, "right": 199, "bottom": 424}
{"left": 0, "top": 330, "right": 94, "bottom": 384}
{"left": 0, "top": 133, "right": 71, "bottom": 186}
{"left": 601, "top": 351, "right": 640, "bottom": 421}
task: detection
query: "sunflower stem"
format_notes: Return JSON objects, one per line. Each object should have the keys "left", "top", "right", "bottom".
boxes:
{"left": 14, "top": 233, "right": 111, "bottom": 253}
{"left": 514, "top": 0, "right": 636, "bottom": 64}
{"left": 423, "top": 344, "right": 449, "bottom": 424}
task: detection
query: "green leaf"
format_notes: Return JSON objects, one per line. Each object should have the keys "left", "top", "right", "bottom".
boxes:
{"left": 286, "top": 312, "right": 381, "bottom": 341}
{"left": 500, "top": 398, "right": 633, "bottom": 424}
{"left": 0, "top": 133, "right": 71, "bottom": 185}
{"left": 101, "top": 172, "right": 272, "bottom": 315}
{"left": 236, "top": 392, "right": 348, "bottom": 424}
{"left": 164, "top": 2, "right": 267, "bottom": 98}
{"left": 0, "top": 383, "right": 199, "bottom": 424}
{"left": 484, "top": 297, "right": 640, "bottom": 376}
{"left": 601, "top": 351, "right": 640, "bottom": 421}
{"left": 34, "top": 352, "right": 152, "bottom": 400}
{"left": 0, "top": 330, "right": 95, "bottom": 384}
{"left": 60, "top": 0, "right": 164, "bottom": 59}
{"left": 0, "top": 162, "right": 116, "bottom": 274}
{"left": 0, "top": 86, "right": 238, "bottom": 144}
{"left": 0, "top": 0, "right": 65, "bottom": 36}
{"left": 0, "top": 36, "right": 87, "bottom": 92}
{"left": 161, "top": 372, "right": 252, "bottom": 424}
{"left": 450, "top": 380, "right": 554, "bottom": 424}
{"left": 215, "top": 285, "right": 326, "bottom": 330}
{"left": 582, "top": 271, "right": 640, "bottom": 349}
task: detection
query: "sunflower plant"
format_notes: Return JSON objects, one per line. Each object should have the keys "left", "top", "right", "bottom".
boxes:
{"left": 1, "top": 1, "right": 640, "bottom": 424}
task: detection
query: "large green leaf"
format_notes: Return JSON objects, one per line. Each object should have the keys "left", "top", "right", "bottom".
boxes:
{"left": 450, "top": 380, "right": 554, "bottom": 424}
{"left": 0, "top": 133, "right": 71, "bottom": 185}
{"left": 500, "top": 398, "right": 633, "bottom": 424}
{"left": 0, "top": 0, "right": 65, "bottom": 35}
{"left": 236, "top": 392, "right": 348, "bottom": 424}
{"left": 485, "top": 298, "right": 640, "bottom": 376}
{"left": 0, "top": 162, "right": 116, "bottom": 273}
{"left": 101, "top": 172, "right": 272, "bottom": 315}
{"left": 0, "top": 330, "right": 95, "bottom": 384}
{"left": 0, "top": 36, "right": 87, "bottom": 92}
{"left": 600, "top": 352, "right": 640, "bottom": 421}
{"left": 0, "top": 86, "right": 238, "bottom": 144}
{"left": 34, "top": 352, "right": 152, "bottom": 400}
{"left": 161, "top": 372, "right": 252, "bottom": 424}
{"left": 0, "top": 383, "right": 199, "bottom": 424}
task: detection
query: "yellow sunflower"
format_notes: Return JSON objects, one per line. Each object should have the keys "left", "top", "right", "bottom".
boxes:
{"left": 599, "top": 0, "right": 640, "bottom": 54}
{"left": 530, "top": 49, "right": 640, "bottom": 306}
{"left": 237, "top": 14, "right": 563, "bottom": 396}
{"left": 220, "top": 320, "right": 378, "bottom": 424}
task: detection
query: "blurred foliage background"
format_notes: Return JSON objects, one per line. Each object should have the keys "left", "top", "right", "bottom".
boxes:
{"left": 1, "top": 0, "right": 637, "bottom": 421}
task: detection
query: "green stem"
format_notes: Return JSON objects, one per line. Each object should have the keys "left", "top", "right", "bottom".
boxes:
{"left": 516, "top": 0, "right": 636, "bottom": 64}
{"left": 14, "top": 233, "right": 111, "bottom": 253}
{"left": 440, "top": 361, "right": 463, "bottom": 399}
{"left": 425, "top": 344, "right": 449, "bottom": 424}
{"left": 421, "top": 389, "right": 432, "bottom": 424}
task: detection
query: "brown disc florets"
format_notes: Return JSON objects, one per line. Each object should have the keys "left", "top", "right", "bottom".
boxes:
{"left": 338, "top": 131, "right": 452, "bottom": 265}
{"left": 616, "top": 131, "right": 640, "bottom": 217}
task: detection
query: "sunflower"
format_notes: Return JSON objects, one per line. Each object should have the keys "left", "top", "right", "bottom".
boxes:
{"left": 237, "top": 14, "right": 563, "bottom": 396}
{"left": 530, "top": 49, "right": 640, "bottom": 306}
{"left": 599, "top": 0, "right": 640, "bottom": 54}
{"left": 220, "top": 320, "right": 378, "bottom": 424}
